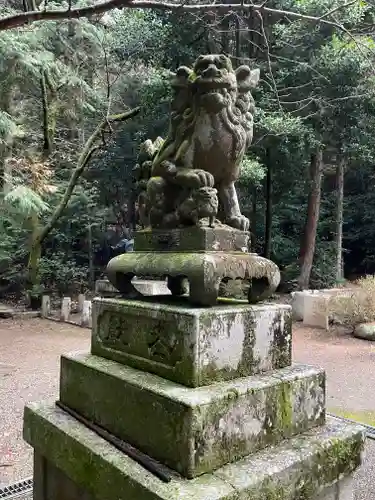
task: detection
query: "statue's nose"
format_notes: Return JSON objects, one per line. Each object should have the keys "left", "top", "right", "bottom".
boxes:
{"left": 202, "top": 64, "right": 220, "bottom": 78}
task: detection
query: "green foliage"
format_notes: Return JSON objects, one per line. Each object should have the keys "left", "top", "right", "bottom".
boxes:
{"left": 4, "top": 186, "right": 50, "bottom": 217}
{"left": 39, "top": 252, "right": 88, "bottom": 295}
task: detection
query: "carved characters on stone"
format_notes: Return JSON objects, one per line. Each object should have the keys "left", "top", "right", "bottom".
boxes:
{"left": 135, "top": 54, "right": 260, "bottom": 232}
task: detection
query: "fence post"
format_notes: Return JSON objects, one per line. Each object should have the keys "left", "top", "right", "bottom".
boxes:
{"left": 77, "top": 293, "right": 86, "bottom": 313}
{"left": 41, "top": 295, "right": 51, "bottom": 318}
{"left": 81, "top": 300, "right": 92, "bottom": 328}
{"left": 60, "top": 297, "right": 71, "bottom": 322}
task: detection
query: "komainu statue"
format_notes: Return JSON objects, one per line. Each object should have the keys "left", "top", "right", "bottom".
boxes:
{"left": 107, "top": 54, "right": 280, "bottom": 306}
{"left": 138, "top": 54, "right": 260, "bottom": 231}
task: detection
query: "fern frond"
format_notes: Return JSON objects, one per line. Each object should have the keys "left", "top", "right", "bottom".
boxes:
{"left": 4, "top": 186, "right": 50, "bottom": 216}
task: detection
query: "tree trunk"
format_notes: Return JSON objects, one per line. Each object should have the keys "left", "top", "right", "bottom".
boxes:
{"left": 235, "top": 13, "right": 241, "bottom": 62}
{"left": 264, "top": 154, "right": 273, "bottom": 259}
{"left": 298, "top": 150, "right": 323, "bottom": 290}
{"left": 27, "top": 214, "right": 42, "bottom": 287}
{"left": 0, "top": 73, "right": 14, "bottom": 192}
{"left": 41, "top": 69, "right": 58, "bottom": 157}
{"left": 335, "top": 156, "right": 345, "bottom": 282}
{"left": 88, "top": 224, "right": 95, "bottom": 290}
{"left": 251, "top": 186, "right": 257, "bottom": 252}
{"left": 27, "top": 108, "right": 140, "bottom": 285}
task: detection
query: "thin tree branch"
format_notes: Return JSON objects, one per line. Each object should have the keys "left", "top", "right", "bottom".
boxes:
{"left": 35, "top": 106, "right": 140, "bottom": 244}
{"left": 0, "top": 0, "right": 359, "bottom": 32}
{"left": 318, "top": 0, "right": 358, "bottom": 20}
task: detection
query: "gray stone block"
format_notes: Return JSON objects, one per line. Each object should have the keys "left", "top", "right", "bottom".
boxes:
{"left": 24, "top": 403, "right": 364, "bottom": 500}
{"left": 91, "top": 298, "right": 292, "bottom": 387}
{"left": 59, "top": 352, "right": 325, "bottom": 478}
{"left": 134, "top": 227, "right": 250, "bottom": 252}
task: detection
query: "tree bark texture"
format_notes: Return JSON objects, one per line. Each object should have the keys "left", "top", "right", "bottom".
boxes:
{"left": 298, "top": 150, "right": 323, "bottom": 290}
{"left": 264, "top": 154, "right": 273, "bottom": 259}
{"left": 251, "top": 186, "right": 257, "bottom": 252}
{"left": 335, "top": 156, "right": 345, "bottom": 281}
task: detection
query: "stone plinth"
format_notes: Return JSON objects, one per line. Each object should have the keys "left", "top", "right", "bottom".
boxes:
{"left": 91, "top": 298, "right": 292, "bottom": 387}
{"left": 24, "top": 290, "right": 364, "bottom": 499}
{"left": 24, "top": 403, "right": 363, "bottom": 500}
{"left": 134, "top": 227, "right": 250, "bottom": 252}
{"left": 106, "top": 251, "right": 281, "bottom": 306}
{"left": 59, "top": 353, "right": 325, "bottom": 478}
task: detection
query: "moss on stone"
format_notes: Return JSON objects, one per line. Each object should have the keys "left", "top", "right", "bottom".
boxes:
{"left": 24, "top": 401, "right": 364, "bottom": 500}
{"left": 275, "top": 382, "right": 293, "bottom": 435}
{"left": 238, "top": 309, "right": 257, "bottom": 375}
{"left": 270, "top": 309, "right": 292, "bottom": 370}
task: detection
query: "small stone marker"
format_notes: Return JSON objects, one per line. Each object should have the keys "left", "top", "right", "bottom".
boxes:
{"left": 0, "top": 303, "right": 14, "bottom": 318}
{"left": 303, "top": 294, "right": 329, "bottom": 330}
{"left": 354, "top": 322, "right": 375, "bottom": 341}
{"left": 60, "top": 297, "right": 71, "bottom": 322}
{"left": 77, "top": 294, "right": 86, "bottom": 313}
{"left": 80, "top": 300, "right": 92, "bottom": 328}
{"left": 41, "top": 295, "right": 51, "bottom": 318}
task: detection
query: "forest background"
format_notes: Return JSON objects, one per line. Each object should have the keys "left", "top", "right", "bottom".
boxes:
{"left": 1, "top": 0, "right": 375, "bottom": 301}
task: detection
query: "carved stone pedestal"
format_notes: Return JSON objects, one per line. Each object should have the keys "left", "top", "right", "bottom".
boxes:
{"left": 106, "top": 227, "right": 280, "bottom": 306}
{"left": 24, "top": 298, "right": 364, "bottom": 500}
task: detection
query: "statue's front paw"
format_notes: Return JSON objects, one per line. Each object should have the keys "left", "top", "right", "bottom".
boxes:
{"left": 175, "top": 169, "right": 214, "bottom": 189}
{"left": 227, "top": 215, "right": 250, "bottom": 232}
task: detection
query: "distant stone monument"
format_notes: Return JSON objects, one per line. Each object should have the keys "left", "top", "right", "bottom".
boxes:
{"left": 24, "top": 55, "right": 363, "bottom": 500}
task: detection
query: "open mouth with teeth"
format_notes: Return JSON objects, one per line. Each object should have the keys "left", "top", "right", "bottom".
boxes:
{"left": 195, "top": 77, "right": 235, "bottom": 93}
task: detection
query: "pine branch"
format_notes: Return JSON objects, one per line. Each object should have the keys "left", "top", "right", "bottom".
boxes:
{"left": 35, "top": 107, "right": 140, "bottom": 245}
{"left": 0, "top": 0, "right": 360, "bottom": 32}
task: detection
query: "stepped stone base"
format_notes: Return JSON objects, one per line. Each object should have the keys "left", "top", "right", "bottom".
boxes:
{"left": 92, "top": 298, "right": 292, "bottom": 387}
{"left": 25, "top": 403, "right": 363, "bottom": 500}
{"left": 60, "top": 353, "right": 325, "bottom": 478}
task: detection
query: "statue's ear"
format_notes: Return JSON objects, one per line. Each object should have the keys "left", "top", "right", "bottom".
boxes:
{"left": 236, "top": 66, "right": 260, "bottom": 91}
{"left": 249, "top": 68, "right": 260, "bottom": 88}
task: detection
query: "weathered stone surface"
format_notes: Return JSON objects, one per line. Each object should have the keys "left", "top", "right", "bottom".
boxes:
{"left": 354, "top": 322, "right": 375, "bottom": 341}
{"left": 303, "top": 293, "right": 330, "bottom": 330}
{"left": 314, "top": 475, "right": 354, "bottom": 500}
{"left": 292, "top": 289, "right": 355, "bottom": 324}
{"left": 24, "top": 403, "right": 364, "bottom": 500}
{"left": 60, "top": 297, "right": 71, "bottom": 322}
{"left": 134, "top": 227, "right": 250, "bottom": 253}
{"left": 95, "top": 278, "right": 170, "bottom": 297}
{"left": 59, "top": 353, "right": 325, "bottom": 478}
{"left": 91, "top": 298, "right": 292, "bottom": 387}
{"left": 33, "top": 451, "right": 355, "bottom": 500}
{"left": 0, "top": 303, "right": 14, "bottom": 318}
{"left": 106, "top": 251, "right": 280, "bottom": 306}
{"left": 137, "top": 55, "right": 259, "bottom": 231}
{"left": 41, "top": 295, "right": 51, "bottom": 318}
{"left": 80, "top": 300, "right": 92, "bottom": 328}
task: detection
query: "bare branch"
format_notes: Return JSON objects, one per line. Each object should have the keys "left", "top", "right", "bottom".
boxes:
{"left": 0, "top": 0, "right": 359, "bottom": 32}
{"left": 318, "top": 0, "right": 359, "bottom": 20}
{"left": 35, "top": 106, "right": 140, "bottom": 244}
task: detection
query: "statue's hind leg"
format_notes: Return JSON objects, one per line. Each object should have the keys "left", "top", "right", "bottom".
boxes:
{"left": 219, "top": 181, "right": 250, "bottom": 231}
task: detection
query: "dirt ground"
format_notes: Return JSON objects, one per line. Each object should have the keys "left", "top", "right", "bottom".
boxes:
{"left": 1, "top": 316, "right": 375, "bottom": 494}
{"left": 293, "top": 323, "right": 375, "bottom": 415}
{"left": 0, "top": 318, "right": 90, "bottom": 485}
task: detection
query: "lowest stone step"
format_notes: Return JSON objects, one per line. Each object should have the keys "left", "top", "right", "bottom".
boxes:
{"left": 24, "top": 402, "right": 363, "bottom": 500}
{"left": 59, "top": 352, "right": 325, "bottom": 478}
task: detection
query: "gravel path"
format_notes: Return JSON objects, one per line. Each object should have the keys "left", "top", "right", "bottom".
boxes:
{"left": 0, "top": 318, "right": 90, "bottom": 486}
{"left": 293, "top": 323, "right": 375, "bottom": 413}
{"left": 293, "top": 323, "right": 375, "bottom": 499}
